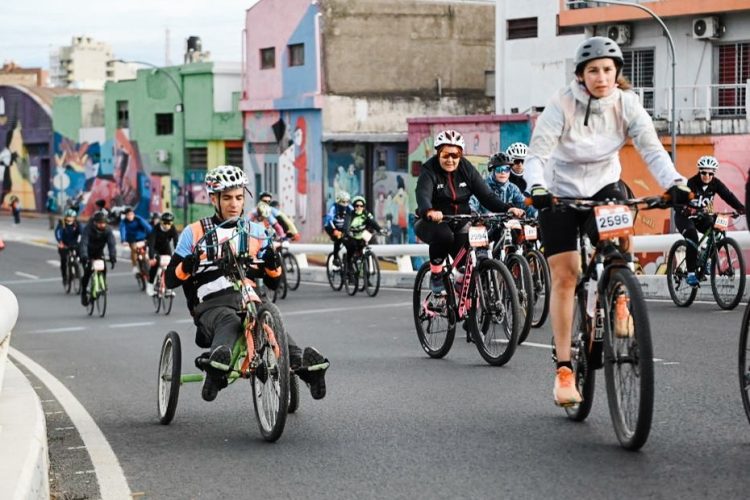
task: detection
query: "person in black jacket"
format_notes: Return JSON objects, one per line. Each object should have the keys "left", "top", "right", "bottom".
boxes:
{"left": 676, "top": 155, "right": 745, "bottom": 286}
{"left": 415, "top": 129, "right": 524, "bottom": 296}
{"left": 79, "top": 210, "right": 117, "bottom": 306}
{"left": 146, "top": 211, "right": 179, "bottom": 296}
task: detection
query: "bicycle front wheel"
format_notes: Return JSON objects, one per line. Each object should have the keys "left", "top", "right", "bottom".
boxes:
{"left": 738, "top": 302, "right": 750, "bottom": 426}
{"left": 283, "top": 253, "right": 301, "bottom": 291}
{"left": 526, "top": 249, "right": 550, "bottom": 328}
{"left": 251, "top": 302, "right": 290, "bottom": 442}
{"left": 64, "top": 260, "right": 72, "bottom": 294}
{"left": 469, "top": 258, "right": 520, "bottom": 366}
{"left": 711, "top": 237, "right": 745, "bottom": 310}
{"left": 163, "top": 288, "right": 174, "bottom": 315}
{"left": 505, "top": 253, "right": 534, "bottom": 344}
{"left": 157, "top": 331, "right": 182, "bottom": 424}
{"left": 364, "top": 252, "right": 381, "bottom": 297}
{"left": 153, "top": 275, "right": 162, "bottom": 313}
{"left": 565, "top": 288, "right": 596, "bottom": 422}
{"left": 666, "top": 240, "right": 697, "bottom": 307}
{"left": 72, "top": 262, "right": 82, "bottom": 295}
{"left": 326, "top": 253, "right": 343, "bottom": 291}
{"left": 97, "top": 288, "right": 107, "bottom": 318}
{"left": 413, "top": 262, "right": 455, "bottom": 358}
{"left": 603, "top": 268, "right": 653, "bottom": 451}
{"left": 344, "top": 259, "right": 359, "bottom": 296}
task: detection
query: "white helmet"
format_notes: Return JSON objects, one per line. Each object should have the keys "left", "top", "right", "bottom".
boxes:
{"left": 505, "top": 142, "right": 528, "bottom": 161}
{"left": 205, "top": 165, "right": 248, "bottom": 194}
{"left": 696, "top": 155, "right": 719, "bottom": 172}
{"left": 335, "top": 191, "right": 351, "bottom": 204}
{"left": 434, "top": 130, "right": 465, "bottom": 150}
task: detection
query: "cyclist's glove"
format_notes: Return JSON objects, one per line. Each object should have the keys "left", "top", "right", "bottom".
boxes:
{"left": 666, "top": 184, "right": 692, "bottom": 205}
{"left": 262, "top": 246, "right": 282, "bottom": 270}
{"left": 109, "top": 257, "right": 116, "bottom": 269}
{"left": 530, "top": 185, "right": 553, "bottom": 210}
{"left": 181, "top": 253, "right": 199, "bottom": 275}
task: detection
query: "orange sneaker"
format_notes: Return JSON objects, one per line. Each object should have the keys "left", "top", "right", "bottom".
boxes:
{"left": 554, "top": 366, "right": 582, "bottom": 407}
{"left": 614, "top": 294, "right": 634, "bottom": 338}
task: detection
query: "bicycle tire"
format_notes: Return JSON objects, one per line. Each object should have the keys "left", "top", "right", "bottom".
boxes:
{"left": 153, "top": 274, "right": 162, "bottom": 313}
{"left": 469, "top": 258, "right": 520, "bottom": 367}
{"left": 738, "top": 302, "right": 750, "bottom": 426}
{"left": 135, "top": 272, "right": 145, "bottom": 292}
{"left": 564, "top": 287, "right": 596, "bottom": 421}
{"left": 97, "top": 287, "right": 107, "bottom": 318}
{"left": 87, "top": 278, "right": 95, "bottom": 316}
{"left": 163, "top": 290, "right": 174, "bottom": 315}
{"left": 344, "top": 259, "right": 359, "bottom": 296}
{"left": 666, "top": 240, "right": 697, "bottom": 307}
{"left": 603, "top": 268, "right": 653, "bottom": 451}
{"left": 326, "top": 253, "right": 344, "bottom": 291}
{"left": 526, "top": 249, "right": 550, "bottom": 328}
{"left": 288, "top": 373, "right": 300, "bottom": 414}
{"left": 284, "top": 253, "right": 301, "bottom": 291}
{"left": 272, "top": 269, "right": 288, "bottom": 302}
{"left": 364, "top": 252, "right": 381, "bottom": 297}
{"left": 157, "top": 331, "right": 182, "bottom": 425}
{"left": 711, "top": 237, "right": 745, "bottom": 310}
{"left": 413, "top": 262, "right": 455, "bottom": 358}
{"left": 505, "top": 253, "right": 534, "bottom": 344}
{"left": 72, "top": 262, "right": 82, "bottom": 295}
{"left": 64, "top": 259, "right": 72, "bottom": 294}
{"left": 251, "top": 302, "right": 290, "bottom": 442}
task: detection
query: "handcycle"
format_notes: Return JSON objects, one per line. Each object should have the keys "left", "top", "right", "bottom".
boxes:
{"left": 61, "top": 246, "right": 82, "bottom": 295}
{"left": 518, "top": 218, "right": 551, "bottom": 329}
{"left": 413, "top": 213, "right": 521, "bottom": 366}
{"left": 342, "top": 227, "right": 387, "bottom": 297}
{"left": 132, "top": 241, "right": 150, "bottom": 292}
{"left": 152, "top": 254, "right": 175, "bottom": 315}
{"left": 489, "top": 216, "right": 535, "bottom": 344}
{"left": 666, "top": 209, "right": 745, "bottom": 310}
{"left": 549, "top": 195, "right": 676, "bottom": 450}
{"left": 156, "top": 219, "right": 321, "bottom": 441}
{"left": 84, "top": 259, "right": 108, "bottom": 317}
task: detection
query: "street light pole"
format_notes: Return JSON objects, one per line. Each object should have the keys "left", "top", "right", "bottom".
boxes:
{"left": 112, "top": 59, "right": 188, "bottom": 226}
{"left": 569, "top": 1, "right": 677, "bottom": 165}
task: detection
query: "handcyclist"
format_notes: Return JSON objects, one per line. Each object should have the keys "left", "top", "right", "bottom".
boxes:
{"left": 525, "top": 36, "right": 690, "bottom": 406}
{"left": 79, "top": 210, "right": 117, "bottom": 306}
{"left": 165, "top": 165, "right": 328, "bottom": 402}
{"left": 119, "top": 207, "right": 152, "bottom": 275}
{"left": 324, "top": 191, "right": 354, "bottom": 269}
{"left": 146, "top": 211, "right": 179, "bottom": 296}
{"left": 415, "top": 129, "right": 525, "bottom": 298}
{"left": 505, "top": 142, "right": 529, "bottom": 193}
{"left": 256, "top": 191, "right": 301, "bottom": 241}
{"left": 343, "top": 195, "right": 384, "bottom": 272}
{"left": 55, "top": 208, "right": 82, "bottom": 284}
{"left": 675, "top": 155, "right": 745, "bottom": 286}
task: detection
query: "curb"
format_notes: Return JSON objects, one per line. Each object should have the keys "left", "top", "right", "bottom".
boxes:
{"left": 0, "top": 360, "right": 49, "bottom": 500}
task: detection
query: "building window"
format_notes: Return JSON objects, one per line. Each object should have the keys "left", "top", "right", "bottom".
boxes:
{"left": 226, "top": 146, "right": 243, "bottom": 166}
{"left": 264, "top": 161, "right": 278, "bottom": 194}
{"left": 507, "top": 18, "right": 538, "bottom": 40}
{"left": 717, "top": 43, "right": 749, "bottom": 116}
{"left": 288, "top": 43, "right": 304, "bottom": 67}
{"left": 556, "top": 15, "right": 585, "bottom": 36}
{"left": 260, "top": 47, "right": 275, "bottom": 69}
{"left": 187, "top": 147, "right": 208, "bottom": 169}
{"left": 155, "top": 113, "right": 174, "bottom": 136}
{"left": 622, "top": 48, "right": 655, "bottom": 115}
{"left": 116, "top": 100, "right": 129, "bottom": 128}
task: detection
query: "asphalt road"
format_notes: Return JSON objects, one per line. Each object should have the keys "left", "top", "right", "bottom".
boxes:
{"left": 3, "top": 239, "right": 750, "bottom": 499}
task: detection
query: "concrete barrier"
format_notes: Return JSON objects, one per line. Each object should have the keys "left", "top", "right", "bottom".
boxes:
{"left": 0, "top": 285, "right": 19, "bottom": 394}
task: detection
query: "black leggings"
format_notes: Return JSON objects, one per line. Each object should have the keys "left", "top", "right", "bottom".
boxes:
{"left": 414, "top": 219, "right": 468, "bottom": 265}
{"left": 674, "top": 212, "right": 712, "bottom": 272}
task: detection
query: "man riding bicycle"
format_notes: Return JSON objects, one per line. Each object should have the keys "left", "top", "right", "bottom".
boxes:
{"left": 79, "top": 210, "right": 117, "bottom": 306}
{"left": 119, "top": 207, "right": 152, "bottom": 275}
{"left": 324, "top": 191, "right": 354, "bottom": 269}
{"left": 146, "top": 211, "right": 179, "bottom": 296}
{"left": 165, "top": 165, "right": 328, "bottom": 402}
{"left": 256, "top": 191, "right": 301, "bottom": 241}
{"left": 55, "top": 208, "right": 82, "bottom": 283}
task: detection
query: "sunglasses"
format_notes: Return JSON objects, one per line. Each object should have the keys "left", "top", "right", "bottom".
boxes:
{"left": 699, "top": 171, "right": 714, "bottom": 177}
{"left": 513, "top": 159, "right": 524, "bottom": 165}
{"left": 440, "top": 152, "right": 461, "bottom": 160}
{"left": 493, "top": 166, "right": 511, "bottom": 174}
{"left": 162, "top": 222, "right": 173, "bottom": 226}
{"left": 353, "top": 204, "right": 365, "bottom": 208}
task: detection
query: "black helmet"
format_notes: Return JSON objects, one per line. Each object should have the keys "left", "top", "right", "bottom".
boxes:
{"left": 160, "top": 212, "right": 175, "bottom": 223}
{"left": 488, "top": 152, "right": 512, "bottom": 170}
{"left": 122, "top": 206, "right": 133, "bottom": 215}
{"left": 150, "top": 211, "right": 160, "bottom": 219}
{"left": 92, "top": 210, "right": 108, "bottom": 223}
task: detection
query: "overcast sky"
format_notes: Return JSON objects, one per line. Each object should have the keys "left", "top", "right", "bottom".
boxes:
{"left": 2, "top": 0, "right": 260, "bottom": 69}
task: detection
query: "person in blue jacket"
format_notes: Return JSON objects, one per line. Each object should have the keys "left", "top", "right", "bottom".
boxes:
{"left": 119, "top": 207, "right": 152, "bottom": 274}
{"left": 54, "top": 208, "right": 82, "bottom": 283}
{"left": 324, "top": 191, "right": 354, "bottom": 268}
{"left": 470, "top": 151, "right": 537, "bottom": 218}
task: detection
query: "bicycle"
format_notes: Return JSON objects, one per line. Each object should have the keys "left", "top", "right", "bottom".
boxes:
{"left": 490, "top": 217, "right": 535, "bottom": 344}
{"left": 152, "top": 255, "right": 175, "bottom": 315}
{"left": 62, "top": 246, "right": 82, "bottom": 295}
{"left": 550, "top": 195, "right": 673, "bottom": 450}
{"left": 157, "top": 219, "right": 308, "bottom": 442}
{"left": 270, "top": 236, "right": 301, "bottom": 303}
{"left": 326, "top": 247, "right": 346, "bottom": 292}
{"left": 133, "top": 241, "right": 150, "bottom": 291}
{"left": 666, "top": 210, "right": 745, "bottom": 310}
{"left": 413, "top": 213, "right": 521, "bottom": 366}
{"left": 341, "top": 228, "right": 386, "bottom": 297}
{"left": 85, "top": 259, "right": 108, "bottom": 317}
{"left": 518, "top": 219, "right": 551, "bottom": 329}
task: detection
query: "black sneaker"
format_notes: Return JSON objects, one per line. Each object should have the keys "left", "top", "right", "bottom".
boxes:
{"left": 300, "top": 347, "right": 329, "bottom": 400}
{"left": 81, "top": 293, "right": 89, "bottom": 307}
{"left": 202, "top": 346, "right": 231, "bottom": 402}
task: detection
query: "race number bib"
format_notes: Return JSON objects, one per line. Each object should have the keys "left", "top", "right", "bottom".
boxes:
{"left": 469, "top": 226, "right": 489, "bottom": 247}
{"left": 361, "top": 229, "right": 373, "bottom": 243}
{"left": 594, "top": 205, "right": 633, "bottom": 239}
{"left": 714, "top": 214, "right": 729, "bottom": 231}
{"left": 504, "top": 219, "right": 522, "bottom": 230}
{"left": 523, "top": 225, "right": 538, "bottom": 241}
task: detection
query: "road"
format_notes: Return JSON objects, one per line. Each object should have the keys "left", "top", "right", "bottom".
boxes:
{"left": 2, "top": 238, "right": 749, "bottom": 499}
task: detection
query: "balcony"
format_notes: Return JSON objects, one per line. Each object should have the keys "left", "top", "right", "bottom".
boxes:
{"left": 559, "top": 0, "right": 750, "bottom": 26}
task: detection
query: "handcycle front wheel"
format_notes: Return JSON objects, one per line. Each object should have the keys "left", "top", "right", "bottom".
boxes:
{"left": 413, "top": 262, "right": 456, "bottom": 358}
{"left": 157, "top": 331, "right": 182, "bottom": 424}
{"left": 666, "top": 240, "right": 697, "bottom": 307}
{"left": 711, "top": 237, "right": 745, "bottom": 310}
{"left": 603, "top": 268, "right": 653, "bottom": 451}
{"left": 288, "top": 373, "right": 300, "bottom": 414}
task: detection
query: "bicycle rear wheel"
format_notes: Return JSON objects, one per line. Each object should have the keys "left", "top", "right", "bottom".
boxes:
{"left": 252, "top": 303, "right": 290, "bottom": 442}
{"left": 97, "top": 288, "right": 107, "bottom": 318}
{"left": 711, "top": 237, "right": 745, "bottom": 310}
{"left": 469, "top": 258, "right": 520, "bottom": 366}
{"left": 326, "top": 253, "right": 344, "bottom": 291}
{"left": 364, "top": 252, "right": 381, "bottom": 297}
{"left": 603, "top": 268, "right": 653, "bottom": 450}
{"left": 344, "top": 259, "right": 359, "bottom": 296}
{"left": 64, "top": 259, "right": 72, "bottom": 294}
{"left": 272, "top": 269, "right": 288, "bottom": 302}
{"left": 738, "top": 302, "right": 750, "bottom": 426}
{"left": 666, "top": 240, "right": 697, "bottom": 307}
{"left": 283, "top": 253, "right": 301, "bottom": 291}
{"left": 153, "top": 275, "right": 162, "bottom": 313}
{"left": 565, "top": 288, "right": 596, "bottom": 421}
{"left": 135, "top": 272, "right": 145, "bottom": 292}
{"left": 72, "top": 261, "right": 82, "bottom": 295}
{"left": 413, "top": 262, "right": 455, "bottom": 358}
{"left": 526, "top": 249, "right": 550, "bottom": 328}
{"left": 87, "top": 280, "right": 95, "bottom": 316}
{"left": 157, "top": 331, "right": 182, "bottom": 424}
{"left": 505, "top": 253, "right": 534, "bottom": 344}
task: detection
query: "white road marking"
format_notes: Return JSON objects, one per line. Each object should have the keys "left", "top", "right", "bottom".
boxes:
{"left": 1, "top": 272, "right": 131, "bottom": 285}
{"left": 47, "top": 259, "right": 59, "bottom": 267}
{"left": 283, "top": 302, "right": 410, "bottom": 317}
{"left": 15, "top": 271, "right": 39, "bottom": 279}
{"left": 55, "top": 426, "right": 75, "bottom": 431}
{"left": 30, "top": 326, "right": 87, "bottom": 334}
{"left": 45, "top": 411, "right": 64, "bottom": 415}
{"left": 109, "top": 321, "right": 155, "bottom": 329}
{"left": 10, "top": 348, "right": 132, "bottom": 498}
{"left": 67, "top": 446, "right": 87, "bottom": 450}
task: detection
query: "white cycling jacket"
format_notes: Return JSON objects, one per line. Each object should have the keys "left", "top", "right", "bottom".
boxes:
{"left": 524, "top": 80, "right": 685, "bottom": 198}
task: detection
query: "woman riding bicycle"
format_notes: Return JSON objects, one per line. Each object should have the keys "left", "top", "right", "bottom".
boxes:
{"left": 675, "top": 155, "right": 745, "bottom": 287}
{"left": 415, "top": 129, "right": 525, "bottom": 297}
{"left": 525, "top": 36, "right": 691, "bottom": 406}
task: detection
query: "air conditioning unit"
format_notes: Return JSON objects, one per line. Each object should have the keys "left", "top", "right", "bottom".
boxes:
{"left": 693, "top": 16, "right": 722, "bottom": 40}
{"left": 155, "top": 149, "right": 170, "bottom": 163}
{"left": 606, "top": 24, "right": 632, "bottom": 46}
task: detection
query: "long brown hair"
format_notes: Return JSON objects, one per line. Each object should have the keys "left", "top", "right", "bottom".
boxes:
{"left": 617, "top": 74, "right": 632, "bottom": 90}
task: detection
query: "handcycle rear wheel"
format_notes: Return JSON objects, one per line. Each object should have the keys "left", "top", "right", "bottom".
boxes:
{"left": 666, "top": 240, "right": 697, "bottom": 307}
{"left": 711, "top": 237, "right": 745, "bottom": 310}
{"left": 738, "top": 301, "right": 750, "bottom": 426}
{"left": 326, "top": 252, "right": 344, "bottom": 291}
{"left": 283, "top": 253, "right": 301, "bottom": 291}
{"left": 413, "top": 262, "right": 455, "bottom": 358}
{"left": 252, "top": 302, "right": 290, "bottom": 442}
{"left": 564, "top": 288, "right": 596, "bottom": 422}
{"left": 603, "top": 268, "right": 653, "bottom": 451}
{"left": 157, "top": 331, "right": 182, "bottom": 424}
